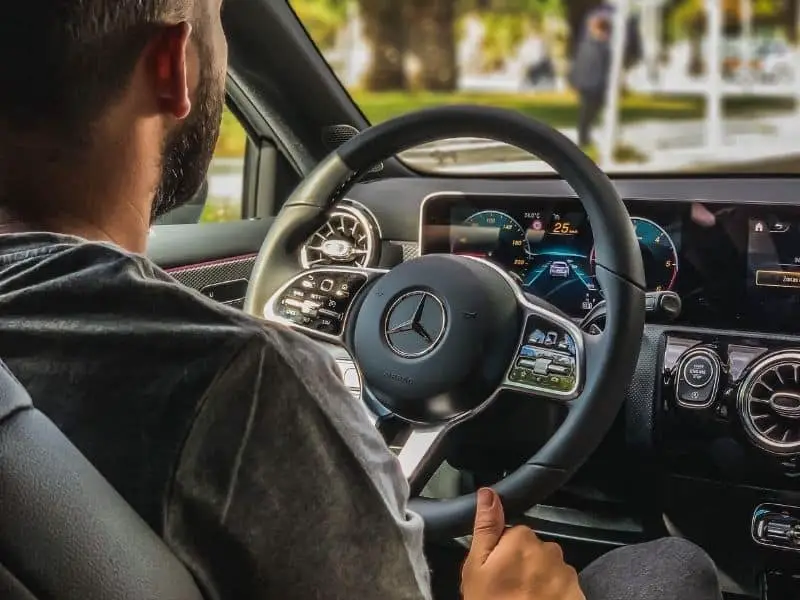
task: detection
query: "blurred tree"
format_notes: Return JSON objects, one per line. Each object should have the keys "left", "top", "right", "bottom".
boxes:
{"left": 456, "top": 0, "right": 563, "bottom": 71}
{"left": 671, "top": 0, "right": 788, "bottom": 26}
{"left": 358, "top": 0, "right": 408, "bottom": 90}
{"left": 290, "top": 0, "right": 348, "bottom": 50}
{"left": 407, "top": 0, "right": 459, "bottom": 91}
{"left": 669, "top": 0, "right": 791, "bottom": 75}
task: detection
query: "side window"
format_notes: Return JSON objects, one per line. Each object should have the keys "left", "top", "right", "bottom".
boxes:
{"left": 203, "top": 108, "right": 248, "bottom": 223}
{"left": 156, "top": 107, "right": 248, "bottom": 225}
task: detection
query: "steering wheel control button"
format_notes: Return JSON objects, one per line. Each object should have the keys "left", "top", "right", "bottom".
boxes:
{"left": 268, "top": 269, "right": 368, "bottom": 338}
{"left": 507, "top": 316, "right": 578, "bottom": 395}
{"left": 675, "top": 348, "right": 720, "bottom": 409}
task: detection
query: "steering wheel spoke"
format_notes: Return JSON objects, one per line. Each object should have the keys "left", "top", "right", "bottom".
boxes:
{"left": 395, "top": 423, "right": 449, "bottom": 495}
{"left": 262, "top": 266, "right": 387, "bottom": 344}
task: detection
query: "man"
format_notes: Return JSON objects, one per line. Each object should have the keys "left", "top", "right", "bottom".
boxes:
{"left": 569, "top": 12, "right": 612, "bottom": 149}
{"left": 0, "top": 2, "right": 721, "bottom": 599}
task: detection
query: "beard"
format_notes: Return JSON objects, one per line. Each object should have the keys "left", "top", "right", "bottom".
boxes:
{"left": 151, "top": 41, "right": 224, "bottom": 222}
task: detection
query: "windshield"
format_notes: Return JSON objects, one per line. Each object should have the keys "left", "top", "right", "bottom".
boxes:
{"left": 290, "top": 0, "right": 800, "bottom": 176}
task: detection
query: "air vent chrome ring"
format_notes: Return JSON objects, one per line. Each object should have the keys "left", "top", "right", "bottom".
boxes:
{"left": 738, "top": 350, "right": 800, "bottom": 455}
{"left": 300, "top": 203, "right": 378, "bottom": 269}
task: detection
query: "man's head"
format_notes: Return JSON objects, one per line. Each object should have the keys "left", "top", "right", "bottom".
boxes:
{"left": 589, "top": 13, "right": 611, "bottom": 41}
{"left": 0, "top": 0, "right": 227, "bottom": 245}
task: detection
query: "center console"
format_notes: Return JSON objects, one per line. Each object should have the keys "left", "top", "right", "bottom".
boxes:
{"left": 660, "top": 331, "right": 800, "bottom": 597}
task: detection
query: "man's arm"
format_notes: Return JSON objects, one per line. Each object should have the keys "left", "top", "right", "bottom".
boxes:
{"left": 163, "top": 326, "right": 431, "bottom": 600}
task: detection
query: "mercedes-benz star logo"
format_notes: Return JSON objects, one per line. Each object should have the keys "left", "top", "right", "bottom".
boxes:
{"left": 384, "top": 291, "right": 447, "bottom": 358}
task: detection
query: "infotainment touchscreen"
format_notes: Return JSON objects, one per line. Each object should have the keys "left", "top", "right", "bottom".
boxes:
{"left": 748, "top": 217, "right": 800, "bottom": 322}
{"left": 748, "top": 217, "right": 800, "bottom": 290}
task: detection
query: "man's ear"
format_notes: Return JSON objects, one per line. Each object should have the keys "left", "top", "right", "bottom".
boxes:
{"left": 150, "top": 22, "right": 193, "bottom": 120}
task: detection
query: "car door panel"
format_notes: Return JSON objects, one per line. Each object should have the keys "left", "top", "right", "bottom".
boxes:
{"left": 148, "top": 219, "right": 273, "bottom": 309}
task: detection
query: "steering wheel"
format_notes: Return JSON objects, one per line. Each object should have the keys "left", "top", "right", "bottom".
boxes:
{"left": 244, "top": 106, "right": 645, "bottom": 540}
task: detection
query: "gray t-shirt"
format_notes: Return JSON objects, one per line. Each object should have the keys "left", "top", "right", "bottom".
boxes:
{"left": 0, "top": 232, "right": 431, "bottom": 600}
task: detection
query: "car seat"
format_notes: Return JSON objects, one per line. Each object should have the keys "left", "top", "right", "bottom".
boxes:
{"left": 0, "top": 359, "right": 203, "bottom": 599}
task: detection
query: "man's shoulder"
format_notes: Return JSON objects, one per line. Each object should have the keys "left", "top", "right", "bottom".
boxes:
{"left": 0, "top": 232, "right": 278, "bottom": 352}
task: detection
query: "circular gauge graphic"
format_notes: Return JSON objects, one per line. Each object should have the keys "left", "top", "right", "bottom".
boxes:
{"left": 452, "top": 210, "right": 529, "bottom": 280}
{"left": 590, "top": 217, "right": 678, "bottom": 292}
{"left": 631, "top": 217, "right": 678, "bottom": 291}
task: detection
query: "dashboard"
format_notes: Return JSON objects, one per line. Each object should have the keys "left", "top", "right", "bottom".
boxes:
{"left": 296, "top": 178, "right": 800, "bottom": 593}
{"left": 419, "top": 192, "right": 800, "bottom": 335}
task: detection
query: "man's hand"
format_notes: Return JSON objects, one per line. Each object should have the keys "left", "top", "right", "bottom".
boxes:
{"left": 461, "top": 488, "right": 585, "bottom": 600}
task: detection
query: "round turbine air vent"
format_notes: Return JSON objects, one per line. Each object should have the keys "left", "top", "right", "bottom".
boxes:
{"left": 739, "top": 351, "right": 800, "bottom": 455}
{"left": 300, "top": 204, "right": 378, "bottom": 269}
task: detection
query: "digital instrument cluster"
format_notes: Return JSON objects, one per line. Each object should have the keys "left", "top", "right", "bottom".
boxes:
{"left": 420, "top": 193, "right": 800, "bottom": 333}
{"left": 421, "top": 194, "right": 680, "bottom": 317}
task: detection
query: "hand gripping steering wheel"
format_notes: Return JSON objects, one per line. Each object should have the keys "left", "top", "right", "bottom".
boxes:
{"left": 244, "top": 106, "right": 646, "bottom": 540}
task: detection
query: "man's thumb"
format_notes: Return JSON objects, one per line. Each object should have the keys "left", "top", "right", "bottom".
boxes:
{"left": 468, "top": 488, "right": 505, "bottom": 565}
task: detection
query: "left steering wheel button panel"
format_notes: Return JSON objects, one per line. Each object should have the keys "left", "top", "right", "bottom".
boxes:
{"left": 269, "top": 271, "right": 367, "bottom": 337}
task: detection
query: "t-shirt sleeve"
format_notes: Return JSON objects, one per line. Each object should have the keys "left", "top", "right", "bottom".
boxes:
{"left": 163, "top": 325, "right": 432, "bottom": 600}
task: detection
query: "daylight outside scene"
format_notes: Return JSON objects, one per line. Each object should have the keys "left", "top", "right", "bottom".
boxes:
{"left": 207, "top": 0, "right": 800, "bottom": 218}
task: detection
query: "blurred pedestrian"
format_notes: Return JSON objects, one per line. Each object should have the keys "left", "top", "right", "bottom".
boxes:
{"left": 569, "top": 13, "right": 611, "bottom": 149}
{"left": 518, "top": 31, "right": 553, "bottom": 89}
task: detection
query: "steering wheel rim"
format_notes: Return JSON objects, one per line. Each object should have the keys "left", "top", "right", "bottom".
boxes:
{"left": 244, "top": 105, "right": 646, "bottom": 540}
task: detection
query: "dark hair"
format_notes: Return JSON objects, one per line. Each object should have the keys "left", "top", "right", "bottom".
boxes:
{"left": 0, "top": 1, "right": 194, "bottom": 143}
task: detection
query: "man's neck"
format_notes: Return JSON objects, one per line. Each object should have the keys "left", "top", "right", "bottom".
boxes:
{"left": 0, "top": 137, "right": 156, "bottom": 253}
{"left": 0, "top": 207, "right": 151, "bottom": 254}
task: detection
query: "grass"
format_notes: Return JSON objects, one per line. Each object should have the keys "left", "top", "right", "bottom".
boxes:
{"left": 350, "top": 90, "right": 794, "bottom": 128}
{"left": 215, "top": 91, "right": 795, "bottom": 159}
{"left": 581, "top": 142, "right": 649, "bottom": 164}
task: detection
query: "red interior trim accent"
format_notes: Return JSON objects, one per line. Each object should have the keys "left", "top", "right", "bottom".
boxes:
{"left": 165, "top": 253, "right": 258, "bottom": 274}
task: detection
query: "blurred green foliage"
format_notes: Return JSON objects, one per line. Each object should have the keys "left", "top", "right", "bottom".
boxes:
{"left": 474, "top": 12, "right": 530, "bottom": 71}
{"left": 290, "top": 0, "right": 565, "bottom": 74}
{"left": 290, "top": 0, "right": 348, "bottom": 49}
{"left": 200, "top": 202, "right": 241, "bottom": 223}
{"left": 671, "top": 0, "right": 787, "bottom": 35}
{"left": 215, "top": 108, "right": 248, "bottom": 158}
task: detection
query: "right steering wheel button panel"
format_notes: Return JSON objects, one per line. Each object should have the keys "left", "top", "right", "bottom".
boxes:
{"left": 508, "top": 315, "right": 578, "bottom": 394}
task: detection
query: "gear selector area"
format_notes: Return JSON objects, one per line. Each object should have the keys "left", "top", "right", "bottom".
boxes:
{"left": 753, "top": 504, "right": 800, "bottom": 551}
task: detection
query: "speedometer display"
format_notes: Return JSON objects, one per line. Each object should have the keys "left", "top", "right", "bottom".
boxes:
{"left": 452, "top": 210, "right": 529, "bottom": 282}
